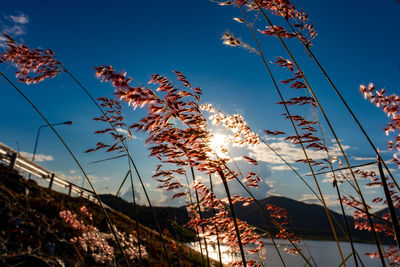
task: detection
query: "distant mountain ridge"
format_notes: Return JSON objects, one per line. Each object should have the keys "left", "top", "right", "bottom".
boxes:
{"left": 238, "top": 196, "right": 394, "bottom": 244}
{"left": 240, "top": 196, "right": 396, "bottom": 244}
{"left": 100, "top": 194, "right": 395, "bottom": 244}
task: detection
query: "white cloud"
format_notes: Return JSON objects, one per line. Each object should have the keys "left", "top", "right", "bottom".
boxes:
{"left": 321, "top": 163, "right": 396, "bottom": 184}
{"left": 264, "top": 179, "right": 277, "bottom": 197}
{"left": 87, "top": 174, "right": 110, "bottom": 182}
{"left": 262, "top": 135, "right": 281, "bottom": 141}
{"left": 299, "top": 193, "right": 339, "bottom": 207}
{"left": 352, "top": 156, "right": 376, "bottom": 161}
{"left": 195, "top": 174, "right": 222, "bottom": 185}
{"left": 116, "top": 127, "right": 129, "bottom": 135}
{"left": 155, "top": 189, "right": 169, "bottom": 206}
{"left": 55, "top": 171, "right": 82, "bottom": 183}
{"left": 0, "top": 12, "right": 29, "bottom": 47}
{"left": 2, "top": 24, "right": 25, "bottom": 36}
{"left": 264, "top": 178, "right": 276, "bottom": 188}
{"left": 193, "top": 174, "right": 209, "bottom": 184}
{"left": 9, "top": 13, "right": 29, "bottom": 24}
{"left": 238, "top": 138, "right": 349, "bottom": 168}
{"left": 321, "top": 175, "right": 334, "bottom": 184}
{"left": 270, "top": 164, "right": 297, "bottom": 171}
{"left": 20, "top": 151, "right": 53, "bottom": 162}
{"left": 116, "top": 127, "right": 137, "bottom": 139}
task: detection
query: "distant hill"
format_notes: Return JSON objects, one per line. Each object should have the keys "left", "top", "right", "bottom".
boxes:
{"left": 238, "top": 196, "right": 395, "bottom": 244}
{"left": 233, "top": 196, "right": 359, "bottom": 242}
{"left": 99, "top": 194, "right": 196, "bottom": 242}
{"left": 100, "top": 193, "right": 395, "bottom": 244}
{"left": 374, "top": 206, "right": 400, "bottom": 219}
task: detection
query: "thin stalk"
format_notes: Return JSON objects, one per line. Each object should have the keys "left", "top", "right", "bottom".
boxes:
{"left": 252, "top": 3, "right": 386, "bottom": 265}
{"left": 308, "top": 162, "right": 379, "bottom": 177}
{"left": 184, "top": 172, "right": 194, "bottom": 204}
{"left": 238, "top": 6, "right": 345, "bottom": 266}
{"left": 258, "top": 138, "right": 364, "bottom": 261}
{"left": 259, "top": 138, "right": 320, "bottom": 199}
{"left": 128, "top": 156, "right": 143, "bottom": 266}
{"left": 302, "top": 240, "right": 317, "bottom": 267}
{"left": 89, "top": 154, "right": 128, "bottom": 164}
{"left": 377, "top": 156, "right": 400, "bottom": 248}
{"left": 280, "top": 9, "right": 400, "bottom": 192}
{"left": 0, "top": 72, "right": 131, "bottom": 267}
{"left": 174, "top": 119, "right": 260, "bottom": 265}
{"left": 127, "top": 153, "right": 171, "bottom": 265}
{"left": 183, "top": 171, "right": 206, "bottom": 266}
{"left": 227, "top": 156, "right": 285, "bottom": 266}
{"left": 233, "top": 138, "right": 368, "bottom": 265}
{"left": 338, "top": 253, "right": 354, "bottom": 267}
{"left": 116, "top": 170, "right": 131, "bottom": 197}
{"left": 349, "top": 204, "right": 393, "bottom": 226}
{"left": 356, "top": 251, "right": 366, "bottom": 267}
{"left": 225, "top": 163, "right": 312, "bottom": 266}
{"left": 333, "top": 174, "right": 359, "bottom": 267}
{"left": 190, "top": 166, "right": 211, "bottom": 266}
{"left": 227, "top": 155, "right": 286, "bottom": 266}
{"left": 311, "top": 105, "right": 359, "bottom": 267}
{"left": 189, "top": 113, "right": 305, "bottom": 263}
{"left": 209, "top": 174, "right": 224, "bottom": 267}
{"left": 217, "top": 168, "right": 247, "bottom": 266}
{"left": 63, "top": 68, "right": 171, "bottom": 265}
{"left": 221, "top": 111, "right": 359, "bottom": 248}
{"left": 252, "top": 242, "right": 266, "bottom": 267}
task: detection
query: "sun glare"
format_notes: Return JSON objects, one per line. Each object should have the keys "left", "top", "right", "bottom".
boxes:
{"left": 209, "top": 133, "right": 229, "bottom": 159}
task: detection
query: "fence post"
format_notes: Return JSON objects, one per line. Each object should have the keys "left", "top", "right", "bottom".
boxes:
{"left": 68, "top": 184, "right": 72, "bottom": 196}
{"left": 48, "top": 173, "right": 55, "bottom": 189}
{"left": 8, "top": 152, "right": 17, "bottom": 170}
{"left": 80, "top": 190, "right": 83, "bottom": 197}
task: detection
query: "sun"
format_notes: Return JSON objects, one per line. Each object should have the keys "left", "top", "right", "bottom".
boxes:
{"left": 208, "top": 133, "right": 229, "bottom": 159}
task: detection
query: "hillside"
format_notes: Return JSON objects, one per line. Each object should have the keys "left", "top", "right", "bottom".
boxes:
{"left": 99, "top": 194, "right": 196, "bottom": 243}
{"left": 0, "top": 164, "right": 209, "bottom": 266}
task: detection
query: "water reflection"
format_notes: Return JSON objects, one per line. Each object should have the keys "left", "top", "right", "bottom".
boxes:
{"left": 188, "top": 238, "right": 389, "bottom": 266}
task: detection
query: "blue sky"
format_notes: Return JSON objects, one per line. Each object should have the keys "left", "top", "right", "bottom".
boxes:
{"left": 0, "top": 1, "right": 399, "bottom": 210}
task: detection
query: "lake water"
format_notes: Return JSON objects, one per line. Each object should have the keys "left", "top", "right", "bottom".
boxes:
{"left": 188, "top": 238, "right": 389, "bottom": 266}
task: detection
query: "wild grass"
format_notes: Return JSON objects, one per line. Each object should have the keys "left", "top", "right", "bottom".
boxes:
{"left": 0, "top": 165, "right": 208, "bottom": 266}
{"left": 1, "top": 1, "right": 400, "bottom": 266}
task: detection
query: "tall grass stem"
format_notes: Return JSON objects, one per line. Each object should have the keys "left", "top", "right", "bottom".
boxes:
{"left": 209, "top": 174, "right": 224, "bottom": 267}
{"left": 279, "top": 9, "right": 400, "bottom": 192}
{"left": 217, "top": 168, "right": 247, "bottom": 266}
{"left": 127, "top": 154, "right": 143, "bottom": 266}
{"left": 0, "top": 71, "right": 131, "bottom": 267}
{"left": 251, "top": 3, "right": 387, "bottom": 264}
{"left": 183, "top": 171, "right": 206, "bottom": 266}
{"left": 190, "top": 166, "right": 211, "bottom": 266}
{"left": 62, "top": 68, "right": 171, "bottom": 265}
{"left": 238, "top": 6, "right": 346, "bottom": 265}
{"left": 377, "top": 156, "right": 400, "bottom": 248}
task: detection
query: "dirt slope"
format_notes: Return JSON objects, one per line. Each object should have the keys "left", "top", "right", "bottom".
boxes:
{"left": 0, "top": 164, "right": 209, "bottom": 266}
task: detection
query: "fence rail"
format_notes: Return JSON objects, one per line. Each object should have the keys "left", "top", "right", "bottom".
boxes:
{"left": 0, "top": 141, "right": 96, "bottom": 201}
